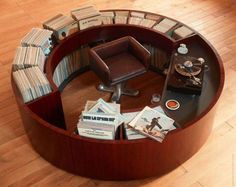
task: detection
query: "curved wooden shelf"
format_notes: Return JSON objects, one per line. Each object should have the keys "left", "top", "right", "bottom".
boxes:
{"left": 11, "top": 10, "right": 224, "bottom": 180}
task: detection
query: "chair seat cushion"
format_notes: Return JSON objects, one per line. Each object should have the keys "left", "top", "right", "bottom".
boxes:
{"left": 104, "top": 52, "right": 147, "bottom": 85}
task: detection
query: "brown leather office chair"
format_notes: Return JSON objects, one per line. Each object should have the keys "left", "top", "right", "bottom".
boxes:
{"left": 89, "top": 36, "right": 151, "bottom": 103}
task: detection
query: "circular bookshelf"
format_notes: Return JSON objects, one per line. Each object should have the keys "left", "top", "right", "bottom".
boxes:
{"left": 11, "top": 10, "right": 224, "bottom": 180}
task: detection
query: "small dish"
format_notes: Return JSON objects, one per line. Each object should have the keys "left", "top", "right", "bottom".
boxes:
{"left": 165, "top": 99, "right": 180, "bottom": 110}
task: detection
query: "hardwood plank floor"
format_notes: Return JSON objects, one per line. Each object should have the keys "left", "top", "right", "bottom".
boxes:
{"left": 1, "top": 0, "right": 236, "bottom": 186}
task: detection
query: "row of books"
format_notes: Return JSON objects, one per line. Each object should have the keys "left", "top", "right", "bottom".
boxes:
{"left": 12, "top": 28, "right": 54, "bottom": 103}
{"left": 77, "top": 99, "right": 176, "bottom": 142}
{"left": 12, "top": 46, "right": 46, "bottom": 72}
{"left": 143, "top": 44, "right": 170, "bottom": 72}
{"left": 53, "top": 46, "right": 90, "bottom": 87}
{"left": 13, "top": 67, "right": 52, "bottom": 103}
{"left": 77, "top": 99, "right": 124, "bottom": 140}
{"left": 71, "top": 6, "right": 101, "bottom": 30}
{"left": 21, "top": 28, "right": 53, "bottom": 55}
{"left": 41, "top": 6, "right": 194, "bottom": 42}
{"left": 43, "top": 6, "right": 101, "bottom": 41}
{"left": 43, "top": 14, "right": 78, "bottom": 41}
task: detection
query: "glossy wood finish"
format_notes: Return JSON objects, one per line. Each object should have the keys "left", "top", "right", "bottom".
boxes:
{"left": 11, "top": 10, "right": 224, "bottom": 180}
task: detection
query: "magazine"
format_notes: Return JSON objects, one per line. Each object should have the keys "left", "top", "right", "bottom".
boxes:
{"left": 129, "top": 106, "right": 176, "bottom": 142}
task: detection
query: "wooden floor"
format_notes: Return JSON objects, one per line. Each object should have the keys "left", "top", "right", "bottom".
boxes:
{"left": 1, "top": 0, "right": 236, "bottom": 186}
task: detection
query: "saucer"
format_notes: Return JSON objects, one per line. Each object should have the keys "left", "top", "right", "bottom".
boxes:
{"left": 165, "top": 99, "right": 180, "bottom": 110}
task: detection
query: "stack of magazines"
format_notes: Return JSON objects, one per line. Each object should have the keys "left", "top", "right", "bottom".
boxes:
{"left": 21, "top": 28, "right": 53, "bottom": 55}
{"left": 77, "top": 98, "right": 124, "bottom": 140}
{"left": 71, "top": 6, "right": 101, "bottom": 30}
{"left": 114, "top": 11, "right": 129, "bottom": 24}
{"left": 127, "top": 106, "right": 176, "bottom": 142}
{"left": 43, "top": 14, "right": 78, "bottom": 41}
{"left": 12, "top": 46, "right": 46, "bottom": 72}
{"left": 153, "top": 18, "right": 177, "bottom": 33}
{"left": 12, "top": 67, "right": 52, "bottom": 103}
{"left": 172, "top": 26, "right": 194, "bottom": 39}
{"left": 101, "top": 11, "right": 114, "bottom": 25}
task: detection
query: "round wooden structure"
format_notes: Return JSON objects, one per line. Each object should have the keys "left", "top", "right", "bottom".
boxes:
{"left": 11, "top": 10, "right": 224, "bottom": 180}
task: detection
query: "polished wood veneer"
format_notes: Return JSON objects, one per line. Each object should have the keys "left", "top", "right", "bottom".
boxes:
{"left": 11, "top": 10, "right": 224, "bottom": 180}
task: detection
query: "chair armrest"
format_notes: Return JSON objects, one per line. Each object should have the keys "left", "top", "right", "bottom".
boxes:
{"left": 89, "top": 49, "right": 111, "bottom": 86}
{"left": 129, "top": 36, "right": 151, "bottom": 69}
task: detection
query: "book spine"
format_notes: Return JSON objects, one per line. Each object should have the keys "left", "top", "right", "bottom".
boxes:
{"left": 78, "top": 128, "right": 114, "bottom": 140}
{"left": 79, "top": 16, "right": 101, "bottom": 30}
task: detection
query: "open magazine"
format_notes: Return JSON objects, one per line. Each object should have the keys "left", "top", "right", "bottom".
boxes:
{"left": 128, "top": 106, "right": 176, "bottom": 142}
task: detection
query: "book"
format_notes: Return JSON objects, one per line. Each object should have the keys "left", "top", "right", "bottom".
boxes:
{"left": 143, "top": 43, "right": 170, "bottom": 72}
{"left": 77, "top": 120, "right": 115, "bottom": 140}
{"left": 124, "top": 124, "right": 146, "bottom": 140}
{"left": 12, "top": 46, "right": 46, "bottom": 72}
{"left": 115, "top": 11, "right": 129, "bottom": 17}
{"left": 128, "top": 106, "right": 176, "bottom": 142}
{"left": 172, "top": 26, "right": 194, "bottom": 39}
{"left": 21, "top": 28, "right": 53, "bottom": 55}
{"left": 128, "top": 17, "right": 142, "bottom": 25}
{"left": 13, "top": 67, "right": 52, "bottom": 103}
{"left": 43, "top": 14, "right": 78, "bottom": 41}
{"left": 139, "top": 19, "right": 156, "bottom": 28}
{"left": 71, "top": 6, "right": 101, "bottom": 30}
{"left": 101, "top": 11, "right": 114, "bottom": 24}
{"left": 114, "top": 16, "right": 128, "bottom": 24}
{"left": 130, "top": 11, "right": 145, "bottom": 18}
{"left": 81, "top": 111, "right": 118, "bottom": 125}
{"left": 52, "top": 47, "right": 88, "bottom": 87}
{"left": 145, "top": 14, "right": 161, "bottom": 21}
{"left": 85, "top": 99, "right": 120, "bottom": 114}
{"left": 153, "top": 18, "right": 177, "bottom": 33}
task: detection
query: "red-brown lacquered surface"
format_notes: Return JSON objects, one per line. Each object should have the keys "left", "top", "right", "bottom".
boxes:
{"left": 11, "top": 10, "right": 224, "bottom": 180}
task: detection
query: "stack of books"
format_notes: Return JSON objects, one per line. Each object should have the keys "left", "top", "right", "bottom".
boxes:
{"left": 12, "top": 46, "right": 46, "bottom": 72}
{"left": 153, "top": 18, "right": 177, "bottom": 33}
{"left": 101, "top": 11, "right": 114, "bottom": 25}
{"left": 145, "top": 13, "right": 161, "bottom": 21}
{"left": 77, "top": 98, "right": 124, "bottom": 140}
{"left": 21, "top": 28, "right": 53, "bottom": 55}
{"left": 123, "top": 111, "right": 146, "bottom": 140}
{"left": 172, "top": 26, "right": 194, "bottom": 39}
{"left": 71, "top": 6, "right": 101, "bottom": 30}
{"left": 128, "top": 16, "right": 142, "bottom": 25}
{"left": 128, "top": 11, "right": 158, "bottom": 28}
{"left": 143, "top": 44, "right": 169, "bottom": 71}
{"left": 114, "top": 11, "right": 129, "bottom": 24}
{"left": 13, "top": 66, "right": 52, "bottom": 103}
{"left": 127, "top": 106, "right": 176, "bottom": 142}
{"left": 43, "top": 14, "right": 78, "bottom": 41}
{"left": 139, "top": 18, "right": 156, "bottom": 28}
{"left": 130, "top": 11, "right": 145, "bottom": 19}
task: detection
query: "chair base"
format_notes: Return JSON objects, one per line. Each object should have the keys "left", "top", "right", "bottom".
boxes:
{"left": 97, "top": 83, "right": 139, "bottom": 103}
